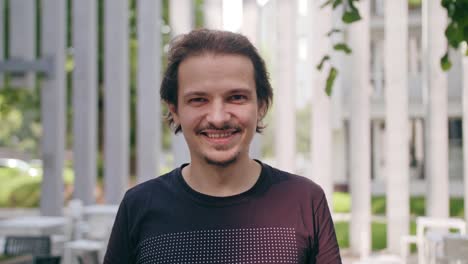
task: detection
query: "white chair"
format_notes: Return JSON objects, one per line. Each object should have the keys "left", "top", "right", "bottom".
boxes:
{"left": 400, "top": 217, "right": 466, "bottom": 264}
{"left": 436, "top": 234, "right": 468, "bottom": 264}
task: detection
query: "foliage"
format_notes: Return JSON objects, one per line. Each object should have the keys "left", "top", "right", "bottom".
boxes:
{"left": 0, "top": 167, "right": 74, "bottom": 207}
{"left": 319, "top": 0, "right": 468, "bottom": 95}
{"left": 441, "top": 0, "right": 468, "bottom": 70}
{"left": 0, "top": 87, "right": 41, "bottom": 154}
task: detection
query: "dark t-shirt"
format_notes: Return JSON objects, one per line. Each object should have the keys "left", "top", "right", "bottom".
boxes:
{"left": 104, "top": 161, "right": 341, "bottom": 263}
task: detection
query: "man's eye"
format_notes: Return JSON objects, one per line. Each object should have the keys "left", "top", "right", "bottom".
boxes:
{"left": 189, "top": 98, "right": 207, "bottom": 103}
{"left": 230, "top": 95, "right": 247, "bottom": 101}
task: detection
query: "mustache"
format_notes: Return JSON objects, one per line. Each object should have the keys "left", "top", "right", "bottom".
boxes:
{"left": 196, "top": 124, "right": 242, "bottom": 133}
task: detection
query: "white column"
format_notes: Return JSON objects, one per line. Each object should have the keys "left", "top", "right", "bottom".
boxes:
{"left": 348, "top": 0, "right": 371, "bottom": 255}
{"left": 137, "top": 0, "right": 162, "bottom": 183}
{"left": 104, "top": 0, "right": 129, "bottom": 203}
{"left": 331, "top": 3, "right": 346, "bottom": 188}
{"left": 462, "top": 47, "right": 468, "bottom": 224}
{"left": 309, "top": 0, "right": 333, "bottom": 204}
{"left": 385, "top": 0, "right": 409, "bottom": 253}
{"left": 9, "top": 0, "right": 35, "bottom": 88}
{"left": 242, "top": 0, "right": 262, "bottom": 160}
{"left": 72, "top": 0, "right": 98, "bottom": 205}
{"left": 422, "top": 0, "right": 449, "bottom": 218}
{"left": 204, "top": 0, "right": 223, "bottom": 29}
{"left": 274, "top": 0, "right": 296, "bottom": 173}
{"left": 169, "top": 0, "right": 193, "bottom": 167}
{"left": 169, "top": 0, "right": 193, "bottom": 36}
{"left": 40, "top": 0, "right": 66, "bottom": 216}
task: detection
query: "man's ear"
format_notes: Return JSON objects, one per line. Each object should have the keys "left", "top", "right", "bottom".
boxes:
{"left": 168, "top": 103, "right": 179, "bottom": 124}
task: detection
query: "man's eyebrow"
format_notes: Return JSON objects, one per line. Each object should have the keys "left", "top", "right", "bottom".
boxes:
{"left": 183, "top": 91, "right": 208, "bottom": 98}
{"left": 227, "top": 88, "right": 254, "bottom": 95}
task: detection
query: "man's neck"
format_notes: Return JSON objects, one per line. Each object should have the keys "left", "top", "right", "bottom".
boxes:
{"left": 181, "top": 156, "right": 262, "bottom": 197}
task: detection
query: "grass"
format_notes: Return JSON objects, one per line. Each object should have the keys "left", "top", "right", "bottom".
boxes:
{"left": 334, "top": 221, "right": 418, "bottom": 250}
{"left": 332, "top": 192, "right": 464, "bottom": 250}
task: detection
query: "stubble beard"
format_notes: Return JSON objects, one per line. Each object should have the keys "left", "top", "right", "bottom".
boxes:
{"left": 204, "top": 151, "right": 240, "bottom": 168}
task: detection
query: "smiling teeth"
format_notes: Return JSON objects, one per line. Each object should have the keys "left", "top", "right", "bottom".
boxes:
{"left": 207, "top": 133, "right": 231, "bottom": 138}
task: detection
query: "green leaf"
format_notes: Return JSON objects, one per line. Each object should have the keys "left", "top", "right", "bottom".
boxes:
{"left": 441, "top": 52, "right": 452, "bottom": 71}
{"left": 332, "top": 0, "right": 343, "bottom": 9}
{"left": 445, "top": 22, "right": 463, "bottom": 49}
{"left": 325, "top": 67, "right": 338, "bottom": 96}
{"left": 316, "top": 55, "right": 330, "bottom": 71}
{"left": 333, "top": 43, "right": 352, "bottom": 54}
{"left": 327, "top": 28, "right": 342, "bottom": 36}
{"left": 342, "top": 9, "right": 361, "bottom": 23}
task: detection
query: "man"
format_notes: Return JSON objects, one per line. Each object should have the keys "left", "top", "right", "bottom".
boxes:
{"left": 104, "top": 29, "right": 341, "bottom": 263}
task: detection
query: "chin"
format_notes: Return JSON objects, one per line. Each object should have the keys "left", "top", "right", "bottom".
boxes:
{"left": 203, "top": 151, "right": 240, "bottom": 168}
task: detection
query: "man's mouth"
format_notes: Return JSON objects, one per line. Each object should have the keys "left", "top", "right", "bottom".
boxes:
{"left": 198, "top": 128, "right": 241, "bottom": 139}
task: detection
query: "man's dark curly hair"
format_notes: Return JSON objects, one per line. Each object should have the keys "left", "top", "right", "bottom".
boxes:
{"left": 160, "top": 29, "right": 273, "bottom": 134}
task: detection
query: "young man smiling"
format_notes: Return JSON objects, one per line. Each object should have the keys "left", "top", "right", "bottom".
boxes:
{"left": 104, "top": 29, "right": 341, "bottom": 263}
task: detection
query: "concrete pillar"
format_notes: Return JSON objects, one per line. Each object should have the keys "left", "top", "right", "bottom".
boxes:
{"left": 137, "top": 0, "right": 162, "bottom": 183}
{"left": 169, "top": 0, "right": 193, "bottom": 167}
{"left": 204, "top": 0, "right": 223, "bottom": 29}
{"left": 9, "top": 0, "right": 35, "bottom": 88}
{"left": 104, "top": 0, "right": 130, "bottom": 203}
{"left": 384, "top": 0, "right": 410, "bottom": 253}
{"left": 309, "top": 0, "right": 333, "bottom": 204}
{"left": 72, "top": 0, "right": 98, "bottom": 205}
{"left": 462, "top": 47, "right": 468, "bottom": 223}
{"left": 274, "top": 0, "right": 296, "bottom": 173}
{"left": 422, "top": 0, "right": 449, "bottom": 218}
{"left": 348, "top": 0, "right": 371, "bottom": 255}
{"left": 330, "top": 2, "right": 346, "bottom": 189}
{"left": 242, "top": 0, "right": 262, "bottom": 160}
{"left": 40, "top": 0, "right": 66, "bottom": 216}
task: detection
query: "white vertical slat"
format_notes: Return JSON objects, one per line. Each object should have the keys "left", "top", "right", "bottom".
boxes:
{"left": 104, "top": 0, "right": 129, "bottom": 203}
{"left": 423, "top": 0, "right": 449, "bottom": 219}
{"left": 330, "top": 3, "right": 346, "bottom": 188}
{"left": 0, "top": 0, "right": 4, "bottom": 86}
{"left": 9, "top": 0, "right": 35, "bottom": 88}
{"left": 241, "top": 0, "right": 262, "bottom": 160}
{"left": 137, "top": 0, "right": 162, "bottom": 183}
{"left": 385, "top": 0, "right": 409, "bottom": 253}
{"left": 462, "top": 48, "right": 468, "bottom": 227}
{"left": 40, "top": 0, "right": 66, "bottom": 216}
{"left": 204, "top": 0, "right": 223, "bottom": 29}
{"left": 348, "top": 0, "right": 371, "bottom": 256}
{"left": 275, "top": 0, "right": 296, "bottom": 173}
{"left": 309, "top": 0, "right": 333, "bottom": 206}
{"left": 169, "top": 0, "right": 193, "bottom": 36}
{"left": 169, "top": 0, "right": 192, "bottom": 167}
{"left": 72, "top": 0, "right": 97, "bottom": 205}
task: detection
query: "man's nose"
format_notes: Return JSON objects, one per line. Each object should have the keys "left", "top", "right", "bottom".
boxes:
{"left": 206, "top": 101, "right": 231, "bottom": 126}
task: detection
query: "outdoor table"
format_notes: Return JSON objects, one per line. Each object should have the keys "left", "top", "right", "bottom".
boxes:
{"left": 0, "top": 255, "right": 33, "bottom": 264}
{"left": 0, "top": 216, "right": 67, "bottom": 237}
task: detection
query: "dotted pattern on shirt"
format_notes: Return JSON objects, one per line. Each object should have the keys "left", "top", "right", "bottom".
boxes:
{"left": 136, "top": 227, "right": 298, "bottom": 264}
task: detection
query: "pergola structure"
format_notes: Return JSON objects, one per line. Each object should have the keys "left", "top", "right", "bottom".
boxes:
{"left": 0, "top": 0, "right": 467, "bottom": 256}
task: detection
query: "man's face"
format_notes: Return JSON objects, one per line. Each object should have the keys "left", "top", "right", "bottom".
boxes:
{"left": 169, "top": 53, "right": 263, "bottom": 167}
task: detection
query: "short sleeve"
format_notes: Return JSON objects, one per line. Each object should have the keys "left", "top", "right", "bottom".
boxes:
{"left": 104, "top": 196, "right": 133, "bottom": 264}
{"left": 310, "top": 194, "right": 342, "bottom": 264}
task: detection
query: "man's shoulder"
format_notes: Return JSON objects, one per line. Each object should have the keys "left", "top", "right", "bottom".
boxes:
{"left": 123, "top": 168, "right": 179, "bottom": 202}
{"left": 264, "top": 163, "right": 325, "bottom": 197}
